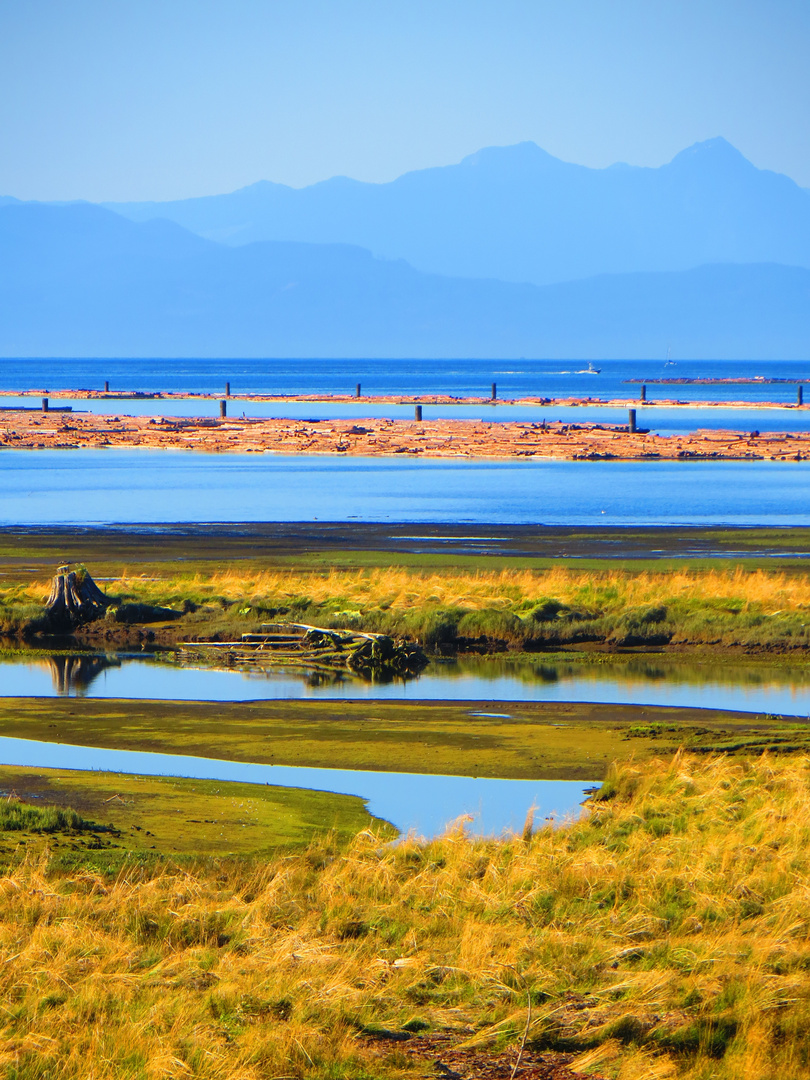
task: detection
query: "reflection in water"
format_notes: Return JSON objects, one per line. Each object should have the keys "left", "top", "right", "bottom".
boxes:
{"left": 447, "top": 654, "right": 810, "bottom": 692}
{"left": 44, "top": 654, "right": 121, "bottom": 695}
{"left": 4, "top": 650, "right": 810, "bottom": 714}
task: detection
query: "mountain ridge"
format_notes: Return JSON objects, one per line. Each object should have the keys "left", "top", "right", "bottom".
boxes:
{"left": 1, "top": 200, "right": 808, "bottom": 359}
{"left": 93, "top": 137, "right": 810, "bottom": 286}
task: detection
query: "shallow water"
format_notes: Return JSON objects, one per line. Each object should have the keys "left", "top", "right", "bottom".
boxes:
{"left": 0, "top": 735, "right": 591, "bottom": 838}
{"left": 3, "top": 452, "right": 810, "bottom": 526}
{"left": 3, "top": 395, "right": 808, "bottom": 436}
{"left": 2, "top": 357, "right": 809, "bottom": 404}
{"left": 4, "top": 653, "right": 810, "bottom": 717}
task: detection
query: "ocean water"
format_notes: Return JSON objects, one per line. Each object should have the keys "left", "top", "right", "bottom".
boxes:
{"left": 1, "top": 357, "right": 809, "bottom": 404}
{"left": 2, "top": 451, "right": 810, "bottom": 526}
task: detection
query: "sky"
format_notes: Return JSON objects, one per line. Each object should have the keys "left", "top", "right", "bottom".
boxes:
{"left": 1, "top": 0, "right": 809, "bottom": 202}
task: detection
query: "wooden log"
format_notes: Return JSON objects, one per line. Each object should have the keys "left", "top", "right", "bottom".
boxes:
{"left": 219, "top": 399, "right": 227, "bottom": 418}
{"left": 414, "top": 405, "right": 423, "bottom": 421}
{"left": 628, "top": 409, "right": 637, "bottom": 433}
{"left": 225, "top": 382, "right": 231, "bottom": 397}
{"left": 42, "top": 397, "right": 49, "bottom": 412}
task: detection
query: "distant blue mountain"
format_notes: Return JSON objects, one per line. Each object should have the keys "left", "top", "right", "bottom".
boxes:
{"left": 102, "top": 139, "right": 810, "bottom": 286}
{"left": 1, "top": 201, "right": 808, "bottom": 358}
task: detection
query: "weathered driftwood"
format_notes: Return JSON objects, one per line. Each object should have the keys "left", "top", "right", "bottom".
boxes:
{"left": 180, "top": 621, "right": 428, "bottom": 679}
{"left": 45, "top": 566, "right": 110, "bottom": 628}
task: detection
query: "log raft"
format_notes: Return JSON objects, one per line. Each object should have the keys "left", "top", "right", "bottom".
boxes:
{"left": 0, "top": 410, "right": 808, "bottom": 461}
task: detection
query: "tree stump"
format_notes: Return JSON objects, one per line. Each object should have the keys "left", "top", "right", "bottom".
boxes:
{"left": 45, "top": 565, "right": 110, "bottom": 629}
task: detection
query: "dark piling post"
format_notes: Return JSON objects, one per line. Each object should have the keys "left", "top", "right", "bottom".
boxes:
{"left": 798, "top": 385, "right": 804, "bottom": 406}
{"left": 219, "top": 399, "right": 227, "bottom": 418}
{"left": 356, "top": 383, "right": 361, "bottom": 398}
{"left": 628, "top": 408, "right": 636, "bottom": 433}
{"left": 42, "top": 397, "right": 49, "bottom": 412}
{"left": 225, "top": 382, "right": 230, "bottom": 397}
{"left": 414, "top": 405, "right": 423, "bottom": 421}
{"left": 491, "top": 382, "right": 497, "bottom": 400}
{"left": 104, "top": 380, "right": 109, "bottom": 393}
{"left": 640, "top": 384, "right": 646, "bottom": 402}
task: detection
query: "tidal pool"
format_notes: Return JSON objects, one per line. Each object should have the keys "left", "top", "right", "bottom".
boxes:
{"left": 0, "top": 735, "right": 591, "bottom": 839}
{"left": 3, "top": 652, "right": 810, "bottom": 716}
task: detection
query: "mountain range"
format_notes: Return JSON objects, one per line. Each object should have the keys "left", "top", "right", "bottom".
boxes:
{"left": 0, "top": 138, "right": 809, "bottom": 358}
{"left": 103, "top": 138, "right": 810, "bottom": 287}
{"left": 1, "top": 200, "right": 809, "bottom": 359}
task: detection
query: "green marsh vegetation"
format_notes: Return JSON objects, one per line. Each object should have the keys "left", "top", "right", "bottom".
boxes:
{"left": 4, "top": 524, "right": 810, "bottom": 653}
{"left": 2, "top": 697, "right": 808, "bottom": 782}
{"left": 6, "top": 558, "right": 810, "bottom": 653}
{"left": 0, "top": 766, "right": 388, "bottom": 871}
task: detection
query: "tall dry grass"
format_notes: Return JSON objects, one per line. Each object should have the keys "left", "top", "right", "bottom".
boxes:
{"left": 7, "top": 564, "right": 810, "bottom": 613}
{"left": 3, "top": 753, "right": 810, "bottom": 1077}
{"left": 118, "top": 564, "right": 810, "bottom": 614}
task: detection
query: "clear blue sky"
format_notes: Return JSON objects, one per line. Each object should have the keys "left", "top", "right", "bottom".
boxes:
{"left": 1, "top": 0, "right": 808, "bottom": 201}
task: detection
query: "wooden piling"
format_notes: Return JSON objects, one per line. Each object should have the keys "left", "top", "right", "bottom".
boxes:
{"left": 640, "top": 384, "right": 646, "bottom": 402}
{"left": 219, "top": 400, "right": 227, "bottom": 418}
{"left": 356, "top": 383, "right": 361, "bottom": 398}
{"left": 491, "top": 382, "right": 497, "bottom": 400}
{"left": 104, "top": 381, "right": 109, "bottom": 393}
{"left": 414, "top": 405, "right": 423, "bottom": 421}
{"left": 628, "top": 408, "right": 636, "bottom": 433}
{"left": 799, "top": 386, "right": 804, "bottom": 406}
{"left": 42, "top": 397, "right": 49, "bottom": 412}
{"left": 225, "top": 382, "right": 230, "bottom": 397}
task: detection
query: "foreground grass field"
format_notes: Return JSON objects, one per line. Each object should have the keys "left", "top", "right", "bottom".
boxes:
{"left": 2, "top": 753, "right": 810, "bottom": 1079}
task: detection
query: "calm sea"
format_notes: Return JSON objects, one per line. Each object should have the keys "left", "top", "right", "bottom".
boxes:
{"left": 3, "top": 451, "right": 810, "bottom": 526}
{"left": 2, "top": 357, "right": 810, "bottom": 404}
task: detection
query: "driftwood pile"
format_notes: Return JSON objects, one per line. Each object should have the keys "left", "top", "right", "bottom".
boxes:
{"left": 181, "top": 623, "right": 428, "bottom": 681}
{"left": 45, "top": 566, "right": 110, "bottom": 629}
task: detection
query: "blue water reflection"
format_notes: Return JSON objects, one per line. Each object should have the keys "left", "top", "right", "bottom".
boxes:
{"left": 0, "top": 735, "right": 591, "bottom": 838}
{"left": 3, "top": 452, "right": 810, "bottom": 525}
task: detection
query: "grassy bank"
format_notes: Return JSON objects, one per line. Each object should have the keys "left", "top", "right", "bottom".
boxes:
{"left": 2, "top": 753, "right": 810, "bottom": 1078}
{"left": 6, "top": 562, "right": 810, "bottom": 652}
{"left": 0, "top": 767, "right": 388, "bottom": 871}
{"left": 1, "top": 697, "right": 808, "bottom": 781}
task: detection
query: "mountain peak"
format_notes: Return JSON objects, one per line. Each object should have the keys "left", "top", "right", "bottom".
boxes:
{"left": 668, "top": 136, "right": 751, "bottom": 170}
{"left": 459, "top": 141, "right": 561, "bottom": 171}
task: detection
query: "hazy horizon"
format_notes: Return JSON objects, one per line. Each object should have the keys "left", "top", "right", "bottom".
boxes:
{"left": 1, "top": 0, "right": 808, "bottom": 202}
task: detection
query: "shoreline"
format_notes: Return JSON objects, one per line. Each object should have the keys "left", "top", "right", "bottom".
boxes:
{"left": 1, "top": 408, "right": 808, "bottom": 460}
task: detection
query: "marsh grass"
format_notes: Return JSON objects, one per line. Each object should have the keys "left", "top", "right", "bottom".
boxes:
{"left": 0, "top": 798, "right": 98, "bottom": 834}
{"left": 5, "top": 564, "right": 810, "bottom": 648}
{"left": 3, "top": 754, "right": 810, "bottom": 1077}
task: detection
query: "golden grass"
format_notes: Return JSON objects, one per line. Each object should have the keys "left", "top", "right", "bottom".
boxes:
{"left": 3, "top": 753, "right": 810, "bottom": 1077}
{"left": 8, "top": 563, "right": 810, "bottom": 615}
{"left": 135, "top": 564, "right": 810, "bottom": 614}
